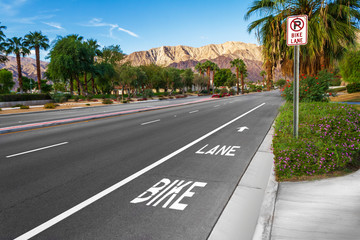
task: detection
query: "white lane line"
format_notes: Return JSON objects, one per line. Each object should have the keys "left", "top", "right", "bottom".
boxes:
{"left": 140, "top": 119, "right": 160, "bottom": 125}
{"left": 214, "top": 105, "right": 220, "bottom": 108}
{"left": 6, "top": 142, "right": 69, "bottom": 158}
{"left": 189, "top": 110, "right": 199, "bottom": 114}
{"left": 14, "top": 103, "right": 266, "bottom": 240}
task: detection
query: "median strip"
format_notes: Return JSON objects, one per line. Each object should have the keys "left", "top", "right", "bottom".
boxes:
{"left": 0, "top": 98, "right": 214, "bottom": 134}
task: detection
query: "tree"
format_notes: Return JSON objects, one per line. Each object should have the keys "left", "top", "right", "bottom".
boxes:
{"left": 101, "top": 45, "right": 124, "bottom": 65}
{"left": 86, "top": 39, "right": 101, "bottom": 94}
{"left": 22, "top": 76, "right": 36, "bottom": 93}
{"left": 0, "top": 69, "right": 14, "bottom": 93}
{"left": 47, "top": 34, "right": 90, "bottom": 95}
{"left": 214, "top": 69, "right": 235, "bottom": 87}
{"left": 4, "top": 37, "right": 30, "bottom": 93}
{"left": 193, "top": 74, "right": 208, "bottom": 91}
{"left": 246, "top": 0, "right": 360, "bottom": 78}
{"left": 238, "top": 60, "right": 248, "bottom": 94}
{"left": 180, "top": 68, "right": 194, "bottom": 92}
{"left": 195, "top": 62, "right": 205, "bottom": 76}
{"left": 202, "top": 60, "right": 217, "bottom": 93}
{"left": 260, "top": 70, "right": 266, "bottom": 86}
{"left": 230, "top": 58, "right": 242, "bottom": 94}
{"left": 0, "top": 22, "right": 8, "bottom": 63}
{"left": 24, "top": 31, "right": 49, "bottom": 92}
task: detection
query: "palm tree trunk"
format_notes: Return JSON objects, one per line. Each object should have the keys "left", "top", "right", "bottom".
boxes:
{"left": 35, "top": 46, "right": 42, "bottom": 93}
{"left": 241, "top": 72, "right": 244, "bottom": 94}
{"left": 76, "top": 76, "right": 81, "bottom": 96}
{"left": 91, "top": 74, "right": 95, "bottom": 94}
{"left": 84, "top": 72, "right": 88, "bottom": 95}
{"left": 236, "top": 68, "right": 239, "bottom": 95}
{"left": 16, "top": 53, "right": 23, "bottom": 93}
{"left": 70, "top": 77, "right": 74, "bottom": 95}
{"left": 207, "top": 67, "right": 210, "bottom": 93}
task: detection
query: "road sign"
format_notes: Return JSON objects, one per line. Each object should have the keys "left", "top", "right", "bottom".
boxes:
{"left": 287, "top": 15, "right": 308, "bottom": 46}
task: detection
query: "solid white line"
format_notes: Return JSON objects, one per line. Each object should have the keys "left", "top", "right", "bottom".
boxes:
{"left": 6, "top": 142, "right": 69, "bottom": 158}
{"left": 140, "top": 119, "right": 160, "bottom": 125}
{"left": 189, "top": 110, "right": 199, "bottom": 114}
{"left": 214, "top": 105, "right": 220, "bottom": 107}
{"left": 14, "top": 102, "right": 266, "bottom": 240}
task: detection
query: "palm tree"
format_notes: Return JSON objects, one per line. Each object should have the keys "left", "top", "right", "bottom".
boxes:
{"left": 211, "top": 62, "right": 219, "bottom": 94}
{"left": 246, "top": 0, "right": 360, "bottom": 77}
{"left": 230, "top": 58, "right": 241, "bottom": 94}
{"left": 24, "top": 31, "right": 50, "bottom": 92}
{"left": 260, "top": 70, "right": 266, "bottom": 86}
{"left": 238, "top": 60, "right": 247, "bottom": 94}
{"left": 202, "top": 60, "right": 216, "bottom": 93}
{"left": 195, "top": 62, "right": 205, "bottom": 77}
{"left": 86, "top": 39, "right": 101, "bottom": 94}
{"left": 4, "top": 37, "right": 30, "bottom": 93}
{"left": 0, "top": 22, "right": 7, "bottom": 63}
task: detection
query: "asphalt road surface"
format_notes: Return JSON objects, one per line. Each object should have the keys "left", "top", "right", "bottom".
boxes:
{"left": 0, "top": 91, "right": 284, "bottom": 240}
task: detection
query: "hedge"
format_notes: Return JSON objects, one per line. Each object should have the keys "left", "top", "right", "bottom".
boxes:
{"left": 0, "top": 94, "right": 52, "bottom": 102}
{"left": 346, "top": 83, "right": 360, "bottom": 93}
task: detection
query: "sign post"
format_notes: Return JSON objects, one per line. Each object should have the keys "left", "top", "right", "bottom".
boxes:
{"left": 287, "top": 15, "right": 308, "bottom": 138}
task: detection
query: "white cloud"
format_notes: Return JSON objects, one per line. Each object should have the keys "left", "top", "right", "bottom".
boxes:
{"left": 84, "top": 18, "right": 139, "bottom": 38}
{"left": 0, "top": 0, "right": 28, "bottom": 16}
{"left": 42, "top": 22, "right": 64, "bottom": 30}
{"left": 9, "top": 15, "right": 54, "bottom": 24}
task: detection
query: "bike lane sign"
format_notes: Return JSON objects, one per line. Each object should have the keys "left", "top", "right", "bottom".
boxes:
{"left": 287, "top": 15, "right": 308, "bottom": 46}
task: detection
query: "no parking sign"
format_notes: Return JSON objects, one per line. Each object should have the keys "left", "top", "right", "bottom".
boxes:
{"left": 287, "top": 15, "right": 308, "bottom": 46}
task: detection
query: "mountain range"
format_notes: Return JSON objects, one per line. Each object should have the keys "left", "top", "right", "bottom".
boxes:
{"left": 124, "top": 41, "right": 265, "bottom": 81}
{"left": 0, "top": 56, "right": 48, "bottom": 88}
{"left": 1, "top": 41, "right": 266, "bottom": 86}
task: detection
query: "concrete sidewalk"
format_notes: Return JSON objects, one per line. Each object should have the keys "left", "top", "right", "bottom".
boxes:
{"left": 271, "top": 169, "right": 360, "bottom": 240}
{"left": 209, "top": 121, "right": 360, "bottom": 240}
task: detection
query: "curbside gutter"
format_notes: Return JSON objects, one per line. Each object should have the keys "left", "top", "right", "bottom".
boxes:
{"left": 0, "top": 98, "right": 214, "bottom": 134}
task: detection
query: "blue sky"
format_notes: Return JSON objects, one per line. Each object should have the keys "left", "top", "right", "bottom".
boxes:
{"left": 0, "top": 0, "right": 260, "bottom": 61}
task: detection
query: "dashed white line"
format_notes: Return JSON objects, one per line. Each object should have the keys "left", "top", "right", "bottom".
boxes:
{"left": 141, "top": 119, "right": 160, "bottom": 125}
{"left": 189, "top": 110, "right": 199, "bottom": 114}
{"left": 214, "top": 105, "right": 220, "bottom": 108}
{"left": 13, "top": 103, "right": 266, "bottom": 240}
{"left": 6, "top": 142, "right": 69, "bottom": 158}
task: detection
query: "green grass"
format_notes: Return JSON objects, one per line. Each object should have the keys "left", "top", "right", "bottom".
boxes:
{"left": 273, "top": 102, "right": 360, "bottom": 181}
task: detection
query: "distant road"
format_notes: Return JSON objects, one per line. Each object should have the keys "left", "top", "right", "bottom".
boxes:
{"left": 0, "top": 91, "right": 283, "bottom": 240}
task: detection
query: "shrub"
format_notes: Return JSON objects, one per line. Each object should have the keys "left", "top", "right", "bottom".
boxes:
{"left": 256, "top": 86, "right": 262, "bottom": 92}
{"left": 20, "top": 105, "right": 29, "bottom": 109}
{"left": 169, "top": 96, "right": 175, "bottom": 99}
{"left": 86, "top": 95, "right": 93, "bottom": 101}
{"left": 44, "top": 103, "right": 57, "bottom": 109}
{"left": 220, "top": 88, "right": 228, "bottom": 94}
{"left": 102, "top": 99, "right": 113, "bottom": 104}
{"left": 143, "top": 89, "right": 154, "bottom": 98}
{"left": 187, "top": 89, "right": 193, "bottom": 93}
{"left": 0, "top": 108, "right": 1, "bottom": 111}
{"left": 163, "top": 92, "right": 169, "bottom": 96}
{"left": 121, "top": 100, "right": 129, "bottom": 103}
{"left": 51, "top": 93, "right": 70, "bottom": 103}
{"left": 86, "top": 103, "right": 90, "bottom": 106}
{"left": 229, "top": 89, "right": 236, "bottom": 95}
{"left": 74, "top": 96, "right": 80, "bottom": 102}
{"left": 0, "top": 93, "right": 51, "bottom": 102}
{"left": 346, "top": 83, "right": 360, "bottom": 93}
{"left": 273, "top": 102, "right": 360, "bottom": 181}
{"left": 282, "top": 70, "right": 333, "bottom": 102}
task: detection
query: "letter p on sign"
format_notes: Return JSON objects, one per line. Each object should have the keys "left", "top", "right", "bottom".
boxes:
{"left": 287, "top": 15, "right": 308, "bottom": 46}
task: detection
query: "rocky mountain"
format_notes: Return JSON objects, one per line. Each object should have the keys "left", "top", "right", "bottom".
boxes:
{"left": 0, "top": 56, "right": 48, "bottom": 88}
{"left": 124, "top": 41, "right": 266, "bottom": 81}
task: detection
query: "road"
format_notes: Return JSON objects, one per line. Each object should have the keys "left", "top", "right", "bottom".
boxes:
{"left": 0, "top": 91, "right": 283, "bottom": 240}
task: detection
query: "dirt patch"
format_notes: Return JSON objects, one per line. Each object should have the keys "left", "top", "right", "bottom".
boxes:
{"left": 330, "top": 92, "right": 360, "bottom": 102}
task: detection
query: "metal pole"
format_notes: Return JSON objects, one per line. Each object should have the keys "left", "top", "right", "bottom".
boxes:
{"left": 293, "top": 45, "right": 300, "bottom": 138}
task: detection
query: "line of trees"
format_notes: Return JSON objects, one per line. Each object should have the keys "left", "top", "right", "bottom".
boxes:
{"left": 245, "top": 0, "right": 360, "bottom": 86}
{"left": 1, "top": 21, "right": 256, "bottom": 97}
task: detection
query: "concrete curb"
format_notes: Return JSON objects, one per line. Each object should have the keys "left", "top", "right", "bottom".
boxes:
{"left": 0, "top": 97, "right": 215, "bottom": 134}
{"left": 208, "top": 123, "right": 278, "bottom": 240}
